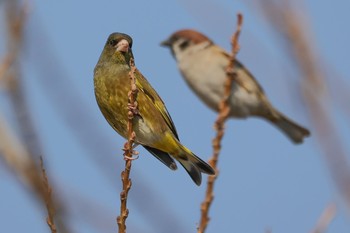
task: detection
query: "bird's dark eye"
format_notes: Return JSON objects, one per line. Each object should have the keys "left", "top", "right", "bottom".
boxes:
{"left": 109, "top": 39, "right": 117, "bottom": 47}
{"left": 179, "top": 40, "right": 190, "bottom": 50}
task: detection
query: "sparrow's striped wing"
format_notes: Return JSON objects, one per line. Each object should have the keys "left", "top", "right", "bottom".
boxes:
{"left": 218, "top": 47, "right": 265, "bottom": 94}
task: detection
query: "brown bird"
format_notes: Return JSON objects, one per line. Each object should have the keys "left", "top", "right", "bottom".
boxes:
{"left": 162, "top": 29, "right": 310, "bottom": 143}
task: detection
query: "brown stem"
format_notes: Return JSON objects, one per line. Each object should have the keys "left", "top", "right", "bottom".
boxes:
{"left": 4, "top": 0, "right": 43, "bottom": 159}
{"left": 1, "top": 2, "right": 71, "bottom": 233}
{"left": 40, "top": 157, "right": 57, "bottom": 233}
{"left": 259, "top": 0, "right": 350, "bottom": 209}
{"left": 197, "top": 13, "right": 243, "bottom": 233}
{"left": 311, "top": 203, "right": 336, "bottom": 233}
{"left": 116, "top": 58, "right": 139, "bottom": 233}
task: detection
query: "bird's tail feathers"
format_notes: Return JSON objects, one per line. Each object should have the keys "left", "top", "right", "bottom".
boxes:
{"left": 269, "top": 110, "right": 310, "bottom": 144}
{"left": 177, "top": 145, "right": 215, "bottom": 186}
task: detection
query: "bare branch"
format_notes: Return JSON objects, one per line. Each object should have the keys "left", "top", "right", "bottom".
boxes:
{"left": 116, "top": 58, "right": 139, "bottom": 233}
{"left": 197, "top": 13, "right": 243, "bottom": 233}
{"left": 1, "top": 1, "right": 71, "bottom": 232}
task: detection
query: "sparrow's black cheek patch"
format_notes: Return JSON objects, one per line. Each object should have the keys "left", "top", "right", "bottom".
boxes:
{"left": 179, "top": 40, "right": 190, "bottom": 50}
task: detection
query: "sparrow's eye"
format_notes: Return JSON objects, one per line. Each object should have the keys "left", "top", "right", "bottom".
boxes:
{"left": 179, "top": 40, "right": 190, "bottom": 50}
{"left": 109, "top": 39, "right": 117, "bottom": 47}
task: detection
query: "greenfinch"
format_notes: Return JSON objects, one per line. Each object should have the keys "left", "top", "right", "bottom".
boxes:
{"left": 94, "top": 33, "right": 215, "bottom": 185}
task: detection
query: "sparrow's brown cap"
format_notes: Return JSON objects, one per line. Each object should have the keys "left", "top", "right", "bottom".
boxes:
{"left": 161, "top": 29, "right": 213, "bottom": 47}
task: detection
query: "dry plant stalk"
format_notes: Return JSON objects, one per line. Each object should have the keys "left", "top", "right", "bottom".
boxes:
{"left": 116, "top": 58, "right": 139, "bottom": 233}
{"left": 0, "top": 54, "right": 16, "bottom": 82}
{"left": 0, "top": 1, "right": 26, "bottom": 84}
{"left": 197, "top": 13, "right": 243, "bottom": 233}
{"left": 40, "top": 157, "right": 57, "bottom": 233}
{"left": 0, "top": 115, "right": 70, "bottom": 233}
{"left": 4, "top": 0, "right": 43, "bottom": 158}
{"left": 311, "top": 203, "right": 336, "bottom": 233}
{"left": 259, "top": 0, "right": 350, "bottom": 207}
{"left": 0, "top": 2, "right": 72, "bottom": 233}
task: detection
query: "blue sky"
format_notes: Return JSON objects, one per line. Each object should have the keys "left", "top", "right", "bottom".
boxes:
{"left": 1, "top": 0, "right": 350, "bottom": 232}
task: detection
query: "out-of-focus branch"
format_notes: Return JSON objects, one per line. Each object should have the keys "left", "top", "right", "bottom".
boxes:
{"left": 197, "top": 13, "right": 243, "bottom": 233}
{"left": 0, "top": 114, "right": 71, "bottom": 233}
{"left": 0, "top": 114, "right": 35, "bottom": 185}
{"left": 311, "top": 203, "right": 336, "bottom": 233}
{"left": 0, "top": 54, "right": 15, "bottom": 83}
{"left": 1, "top": 1, "right": 72, "bottom": 232}
{"left": 258, "top": 0, "right": 350, "bottom": 207}
{"left": 117, "top": 58, "right": 139, "bottom": 233}
{"left": 0, "top": 0, "right": 26, "bottom": 84}
{"left": 258, "top": 0, "right": 325, "bottom": 92}
{"left": 4, "top": 0, "right": 43, "bottom": 159}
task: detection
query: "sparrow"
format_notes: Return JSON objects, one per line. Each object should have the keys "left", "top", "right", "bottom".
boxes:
{"left": 94, "top": 32, "right": 215, "bottom": 185}
{"left": 161, "top": 29, "right": 310, "bottom": 144}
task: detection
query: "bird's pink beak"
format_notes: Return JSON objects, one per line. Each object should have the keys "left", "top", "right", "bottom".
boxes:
{"left": 116, "top": 39, "right": 129, "bottom": 52}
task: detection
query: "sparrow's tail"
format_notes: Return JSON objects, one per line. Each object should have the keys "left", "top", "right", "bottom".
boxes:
{"left": 268, "top": 110, "right": 310, "bottom": 144}
{"left": 176, "top": 144, "right": 215, "bottom": 186}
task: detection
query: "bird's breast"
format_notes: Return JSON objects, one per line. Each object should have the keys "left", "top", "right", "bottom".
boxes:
{"left": 178, "top": 49, "right": 263, "bottom": 117}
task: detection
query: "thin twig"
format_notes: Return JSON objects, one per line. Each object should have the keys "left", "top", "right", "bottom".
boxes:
{"left": 116, "top": 58, "right": 139, "bottom": 233}
{"left": 40, "top": 157, "right": 57, "bottom": 233}
{"left": 197, "top": 13, "right": 243, "bottom": 233}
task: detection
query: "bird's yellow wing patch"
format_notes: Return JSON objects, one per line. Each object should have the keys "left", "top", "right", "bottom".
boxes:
{"left": 134, "top": 72, "right": 180, "bottom": 140}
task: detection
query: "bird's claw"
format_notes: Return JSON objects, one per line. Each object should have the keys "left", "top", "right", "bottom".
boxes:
{"left": 127, "top": 102, "right": 139, "bottom": 116}
{"left": 123, "top": 154, "right": 139, "bottom": 161}
{"left": 122, "top": 140, "right": 139, "bottom": 160}
{"left": 123, "top": 148, "right": 139, "bottom": 160}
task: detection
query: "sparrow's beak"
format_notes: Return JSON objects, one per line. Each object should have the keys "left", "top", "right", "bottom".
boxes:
{"left": 116, "top": 39, "right": 129, "bottom": 52}
{"left": 160, "top": 38, "right": 171, "bottom": 47}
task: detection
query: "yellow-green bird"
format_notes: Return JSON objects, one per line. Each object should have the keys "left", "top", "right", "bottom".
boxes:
{"left": 94, "top": 32, "right": 215, "bottom": 185}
